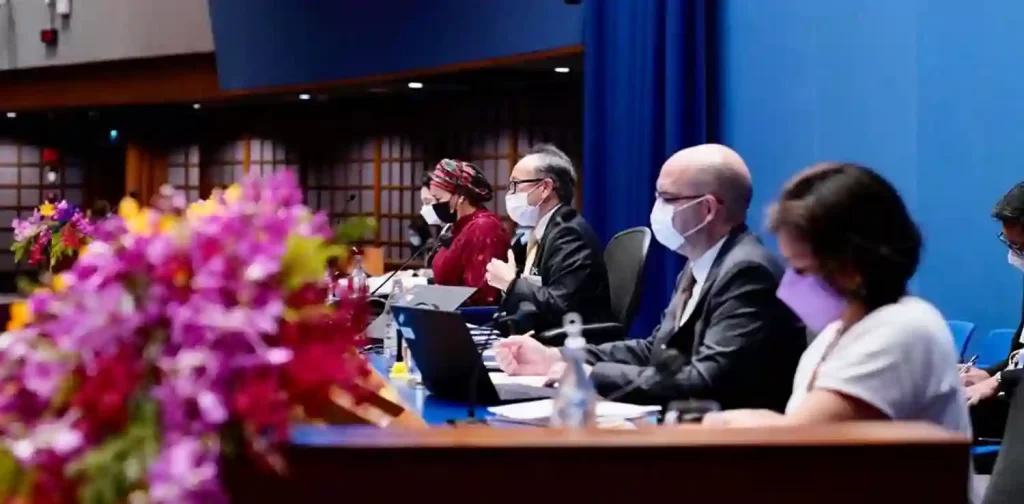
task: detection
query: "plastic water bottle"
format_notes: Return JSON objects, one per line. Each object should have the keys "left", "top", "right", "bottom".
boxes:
{"left": 383, "top": 278, "right": 403, "bottom": 360}
{"left": 550, "top": 313, "right": 597, "bottom": 428}
{"left": 347, "top": 254, "right": 368, "bottom": 298}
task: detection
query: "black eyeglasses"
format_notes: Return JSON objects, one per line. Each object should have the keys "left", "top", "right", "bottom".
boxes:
{"left": 508, "top": 178, "right": 546, "bottom": 194}
{"left": 998, "top": 232, "right": 1024, "bottom": 254}
{"left": 655, "top": 192, "right": 724, "bottom": 205}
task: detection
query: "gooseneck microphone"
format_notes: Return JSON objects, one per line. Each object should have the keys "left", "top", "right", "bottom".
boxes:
{"left": 339, "top": 193, "right": 357, "bottom": 217}
{"left": 602, "top": 349, "right": 686, "bottom": 403}
{"left": 452, "top": 302, "right": 539, "bottom": 425}
{"left": 368, "top": 224, "right": 452, "bottom": 297}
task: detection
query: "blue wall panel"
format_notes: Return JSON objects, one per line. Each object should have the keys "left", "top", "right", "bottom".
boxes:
{"left": 207, "top": 0, "right": 583, "bottom": 91}
{"left": 719, "top": 0, "right": 1024, "bottom": 336}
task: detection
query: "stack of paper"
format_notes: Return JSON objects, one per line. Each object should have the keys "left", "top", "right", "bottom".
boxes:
{"left": 488, "top": 399, "right": 661, "bottom": 422}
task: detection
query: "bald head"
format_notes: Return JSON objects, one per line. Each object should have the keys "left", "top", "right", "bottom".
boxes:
{"left": 657, "top": 144, "right": 752, "bottom": 224}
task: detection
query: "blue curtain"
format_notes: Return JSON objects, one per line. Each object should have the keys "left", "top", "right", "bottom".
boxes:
{"left": 582, "top": 0, "right": 716, "bottom": 336}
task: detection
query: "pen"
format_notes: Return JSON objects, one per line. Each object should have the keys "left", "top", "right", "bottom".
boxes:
{"left": 959, "top": 355, "right": 979, "bottom": 374}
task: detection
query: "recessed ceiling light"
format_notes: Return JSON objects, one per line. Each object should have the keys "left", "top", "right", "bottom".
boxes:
{"left": 5, "top": 112, "right": 15, "bottom": 118}
{"left": 192, "top": 103, "right": 202, "bottom": 110}
{"left": 554, "top": 67, "right": 571, "bottom": 74}
{"left": 298, "top": 93, "right": 312, "bottom": 100}
{"left": 407, "top": 82, "right": 424, "bottom": 89}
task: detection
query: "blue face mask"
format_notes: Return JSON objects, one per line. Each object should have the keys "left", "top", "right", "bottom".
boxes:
{"left": 775, "top": 268, "right": 848, "bottom": 334}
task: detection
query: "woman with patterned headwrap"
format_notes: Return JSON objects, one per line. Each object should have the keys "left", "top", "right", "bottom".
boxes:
{"left": 428, "top": 158, "right": 510, "bottom": 306}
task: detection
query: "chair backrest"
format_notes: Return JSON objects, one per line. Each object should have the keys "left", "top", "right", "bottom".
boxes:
{"left": 603, "top": 227, "right": 652, "bottom": 328}
{"left": 967, "top": 329, "right": 1018, "bottom": 369}
{"left": 983, "top": 384, "right": 1024, "bottom": 504}
{"left": 946, "top": 320, "right": 976, "bottom": 361}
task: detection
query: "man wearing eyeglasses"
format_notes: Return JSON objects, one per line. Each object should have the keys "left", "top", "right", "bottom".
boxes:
{"left": 494, "top": 144, "right": 806, "bottom": 408}
{"left": 963, "top": 181, "right": 1024, "bottom": 440}
{"left": 485, "top": 144, "right": 614, "bottom": 340}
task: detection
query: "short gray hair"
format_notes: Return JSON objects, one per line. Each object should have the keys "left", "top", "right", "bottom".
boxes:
{"left": 525, "top": 143, "right": 577, "bottom": 204}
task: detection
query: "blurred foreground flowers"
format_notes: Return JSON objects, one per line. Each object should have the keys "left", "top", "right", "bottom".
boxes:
{"left": 0, "top": 171, "right": 374, "bottom": 504}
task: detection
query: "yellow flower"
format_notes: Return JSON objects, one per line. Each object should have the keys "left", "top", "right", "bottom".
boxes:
{"left": 186, "top": 199, "right": 223, "bottom": 221}
{"left": 52, "top": 273, "right": 67, "bottom": 293}
{"left": 39, "top": 202, "right": 55, "bottom": 217}
{"left": 224, "top": 184, "right": 242, "bottom": 204}
{"left": 6, "top": 301, "right": 31, "bottom": 331}
{"left": 118, "top": 196, "right": 140, "bottom": 220}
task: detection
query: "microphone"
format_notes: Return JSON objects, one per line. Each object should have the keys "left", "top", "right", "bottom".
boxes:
{"left": 339, "top": 193, "right": 356, "bottom": 217}
{"left": 537, "top": 322, "right": 623, "bottom": 345}
{"left": 368, "top": 225, "right": 450, "bottom": 297}
{"left": 602, "top": 349, "right": 686, "bottom": 403}
{"left": 454, "top": 302, "right": 538, "bottom": 425}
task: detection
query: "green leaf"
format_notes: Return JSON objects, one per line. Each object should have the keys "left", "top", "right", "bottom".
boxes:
{"left": 15, "top": 275, "right": 40, "bottom": 296}
{"left": 66, "top": 398, "right": 162, "bottom": 504}
{"left": 280, "top": 235, "right": 343, "bottom": 292}
{"left": 49, "top": 230, "right": 65, "bottom": 266}
{"left": 333, "top": 216, "right": 377, "bottom": 245}
{"left": 0, "top": 449, "right": 25, "bottom": 502}
{"left": 11, "top": 240, "right": 27, "bottom": 263}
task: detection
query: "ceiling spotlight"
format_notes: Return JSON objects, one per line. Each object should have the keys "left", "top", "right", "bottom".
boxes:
{"left": 192, "top": 103, "right": 201, "bottom": 110}
{"left": 5, "top": 112, "right": 15, "bottom": 119}
{"left": 407, "top": 82, "right": 424, "bottom": 89}
{"left": 298, "top": 93, "right": 311, "bottom": 100}
{"left": 554, "top": 67, "right": 571, "bottom": 74}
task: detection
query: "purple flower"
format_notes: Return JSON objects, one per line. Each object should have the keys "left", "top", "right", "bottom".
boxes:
{"left": 22, "top": 350, "right": 70, "bottom": 399}
{"left": 148, "top": 436, "right": 227, "bottom": 504}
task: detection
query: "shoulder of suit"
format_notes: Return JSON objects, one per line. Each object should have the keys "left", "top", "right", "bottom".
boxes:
{"left": 715, "top": 235, "right": 784, "bottom": 280}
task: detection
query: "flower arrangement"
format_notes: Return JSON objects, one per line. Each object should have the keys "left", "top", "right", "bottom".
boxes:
{"left": 0, "top": 171, "right": 379, "bottom": 504}
{"left": 11, "top": 201, "right": 92, "bottom": 270}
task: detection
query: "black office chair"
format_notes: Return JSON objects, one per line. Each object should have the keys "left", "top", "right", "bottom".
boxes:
{"left": 604, "top": 226, "right": 652, "bottom": 329}
{"left": 983, "top": 386, "right": 1024, "bottom": 504}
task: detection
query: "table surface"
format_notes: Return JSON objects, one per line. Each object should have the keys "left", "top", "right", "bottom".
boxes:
{"left": 290, "top": 353, "right": 490, "bottom": 445}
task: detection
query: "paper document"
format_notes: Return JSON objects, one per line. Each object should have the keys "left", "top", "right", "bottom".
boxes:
{"left": 488, "top": 372, "right": 548, "bottom": 388}
{"left": 488, "top": 399, "right": 661, "bottom": 421}
{"left": 367, "top": 275, "right": 428, "bottom": 296}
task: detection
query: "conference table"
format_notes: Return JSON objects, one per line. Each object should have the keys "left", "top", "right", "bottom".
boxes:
{"left": 275, "top": 352, "right": 971, "bottom": 504}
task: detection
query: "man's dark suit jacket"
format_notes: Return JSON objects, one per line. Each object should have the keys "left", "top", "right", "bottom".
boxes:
{"left": 985, "top": 278, "right": 1024, "bottom": 393}
{"left": 502, "top": 205, "right": 614, "bottom": 336}
{"left": 580, "top": 226, "right": 806, "bottom": 410}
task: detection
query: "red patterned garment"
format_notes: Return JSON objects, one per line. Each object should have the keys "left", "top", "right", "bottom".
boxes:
{"left": 431, "top": 208, "right": 511, "bottom": 306}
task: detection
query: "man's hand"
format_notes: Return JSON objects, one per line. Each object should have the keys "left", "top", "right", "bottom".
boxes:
{"left": 702, "top": 409, "right": 786, "bottom": 427}
{"left": 959, "top": 366, "right": 991, "bottom": 387}
{"left": 485, "top": 250, "right": 518, "bottom": 292}
{"left": 493, "top": 332, "right": 562, "bottom": 376}
{"left": 966, "top": 375, "right": 1001, "bottom": 406}
{"left": 542, "top": 361, "right": 593, "bottom": 387}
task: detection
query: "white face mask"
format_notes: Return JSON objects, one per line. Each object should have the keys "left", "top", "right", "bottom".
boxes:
{"left": 505, "top": 185, "right": 542, "bottom": 226}
{"left": 420, "top": 204, "right": 442, "bottom": 226}
{"left": 1010, "top": 250, "right": 1024, "bottom": 272}
{"left": 649, "top": 196, "right": 710, "bottom": 253}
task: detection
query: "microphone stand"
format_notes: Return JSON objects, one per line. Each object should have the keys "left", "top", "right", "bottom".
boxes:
{"left": 449, "top": 311, "right": 518, "bottom": 426}
{"left": 369, "top": 224, "right": 450, "bottom": 297}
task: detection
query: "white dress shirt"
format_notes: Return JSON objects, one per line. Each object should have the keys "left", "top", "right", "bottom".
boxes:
{"left": 677, "top": 236, "right": 728, "bottom": 327}
{"left": 524, "top": 204, "right": 561, "bottom": 274}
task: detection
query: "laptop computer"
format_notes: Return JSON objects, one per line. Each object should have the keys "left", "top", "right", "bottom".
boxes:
{"left": 366, "top": 285, "right": 477, "bottom": 340}
{"left": 391, "top": 305, "right": 555, "bottom": 405}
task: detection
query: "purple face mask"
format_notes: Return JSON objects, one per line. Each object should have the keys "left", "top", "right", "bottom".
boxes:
{"left": 776, "top": 267, "right": 847, "bottom": 334}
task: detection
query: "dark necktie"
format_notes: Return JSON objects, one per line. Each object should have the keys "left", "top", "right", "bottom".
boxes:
{"left": 674, "top": 269, "right": 697, "bottom": 328}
